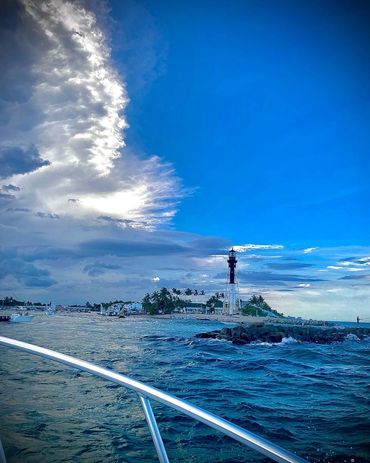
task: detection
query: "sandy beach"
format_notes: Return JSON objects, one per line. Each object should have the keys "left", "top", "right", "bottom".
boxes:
{"left": 3, "top": 310, "right": 332, "bottom": 326}
{"left": 147, "top": 313, "right": 267, "bottom": 324}
{"left": 52, "top": 311, "right": 269, "bottom": 325}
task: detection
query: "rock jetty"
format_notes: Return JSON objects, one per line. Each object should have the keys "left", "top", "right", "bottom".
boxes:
{"left": 196, "top": 323, "right": 370, "bottom": 345}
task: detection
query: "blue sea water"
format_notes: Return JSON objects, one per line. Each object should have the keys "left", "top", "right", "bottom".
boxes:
{"left": 0, "top": 315, "right": 369, "bottom": 463}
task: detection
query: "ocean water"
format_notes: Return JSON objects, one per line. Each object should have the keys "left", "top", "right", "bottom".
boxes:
{"left": 0, "top": 315, "right": 369, "bottom": 463}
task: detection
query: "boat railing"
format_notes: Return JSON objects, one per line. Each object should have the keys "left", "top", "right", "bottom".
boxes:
{"left": 0, "top": 336, "right": 308, "bottom": 463}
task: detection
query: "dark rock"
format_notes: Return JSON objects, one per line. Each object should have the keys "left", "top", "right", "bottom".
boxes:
{"left": 195, "top": 324, "right": 370, "bottom": 345}
{"left": 196, "top": 330, "right": 219, "bottom": 339}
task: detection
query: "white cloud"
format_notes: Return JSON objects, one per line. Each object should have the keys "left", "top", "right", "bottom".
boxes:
{"left": 1, "top": 0, "right": 181, "bottom": 228}
{"left": 340, "top": 258, "right": 370, "bottom": 267}
{"left": 303, "top": 247, "right": 318, "bottom": 253}
{"left": 24, "top": 0, "right": 126, "bottom": 175}
{"left": 233, "top": 244, "right": 284, "bottom": 252}
{"left": 298, "top": 283, "right": 310, "bottom": 287}
{"left": 327, "top": 265, "right": 365, "bottom": 272}
{"left": 192, "top": 255, "right": 226, "bottom": 267}
{"left": 152, "top": 276, "right": 160, "bottom": 282}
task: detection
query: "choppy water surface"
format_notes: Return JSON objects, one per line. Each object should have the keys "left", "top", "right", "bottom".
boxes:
{"left": 0, "top": 315, "right": 369, "bottom": 463}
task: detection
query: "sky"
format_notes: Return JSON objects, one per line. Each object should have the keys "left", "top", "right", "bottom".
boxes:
{"left": 0, "top": 0, "right": 369, "bottom": 321}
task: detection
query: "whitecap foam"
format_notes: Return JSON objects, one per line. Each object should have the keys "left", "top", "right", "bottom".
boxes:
{"left": 280, "top": 336, "right": 299, "bottom": 345}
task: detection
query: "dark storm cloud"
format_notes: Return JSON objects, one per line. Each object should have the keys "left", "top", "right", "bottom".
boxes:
{"left": 77, "top": 236, "right": 233, "bottom": 259}
{"left": 78, "top": 239, "right": 188, "bottom": 257}
{"left": 19, "top": 246, "right": 78, "bottom": 262}
{"left": 189, "top": 237, "right": 230, "bottom": 254}
{"left": 83, "top": 262, "right": 121, "bottom": 277}
{"left": 21, "top": 276, "right": 57, "bottom": 287}
{"left": 7, "top": 231, "right": 230, "bottom": 265}
{"left": 0, "top": 251, "right": 56, "bottom": 287}
{"left": 0, "top": 145, "right": 49, "bottom": 178}
{"left": 266, "top": 262, "right": 313, "bottom": 270}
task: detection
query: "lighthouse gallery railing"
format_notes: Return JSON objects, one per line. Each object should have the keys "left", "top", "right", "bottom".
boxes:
{"left": 0, "top": 336, "right": 308, "bottom": 463}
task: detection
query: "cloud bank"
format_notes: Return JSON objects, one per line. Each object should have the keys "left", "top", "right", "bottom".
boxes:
{"left": 0, "top": 0, "right": 183, "bottom": 297}
{"left": 0, "top": 0, "right": 180, "bottom": 227}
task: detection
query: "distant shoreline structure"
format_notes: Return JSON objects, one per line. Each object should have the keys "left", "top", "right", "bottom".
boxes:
{"left": 1, "top": 306, "right": 368, "bottom": 327}
{"left": 1, "top": 300, "right": 366, "bottom": 326}
{"left": 1, "top": 248, "right": 367, "bottom": 324}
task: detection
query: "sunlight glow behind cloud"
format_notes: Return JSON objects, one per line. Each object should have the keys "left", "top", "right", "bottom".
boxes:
{"left": 80, "top": 187, "right": 147, "bottom": 217}
{"left": 23, "top": 0, "right": 126, "bottom": 175}
{"left": 1, "top": 0, "right": 180, "bottom": 227}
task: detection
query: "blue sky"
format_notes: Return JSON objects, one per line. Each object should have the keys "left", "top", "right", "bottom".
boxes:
{"left": 111, "top": 0, "right": 370, "bottom": 245}
{"left": 0, "top": 0, "right": 369, "bottom": 320}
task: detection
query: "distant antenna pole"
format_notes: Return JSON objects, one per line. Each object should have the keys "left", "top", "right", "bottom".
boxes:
{"left": 224, "top": 248, "right": 240, "bottom": 315}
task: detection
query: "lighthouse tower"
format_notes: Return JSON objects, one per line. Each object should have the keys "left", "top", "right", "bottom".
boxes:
{"left": 223, "top": 248, "right": 240, "bottom": 315}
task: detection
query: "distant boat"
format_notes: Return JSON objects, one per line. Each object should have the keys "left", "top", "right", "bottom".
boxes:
{"left": 10, "top": 313, "right": 33, "bottom": 323}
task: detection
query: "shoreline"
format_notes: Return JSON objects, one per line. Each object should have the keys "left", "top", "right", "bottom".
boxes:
{"left": 53, "top": 312, "right": 297, "bottom": 325}
{"left": 2, "top": 310, "right": 366, "bottom": 327}
{"left": 48, "top": 312, "right": 337, "bottom": 327}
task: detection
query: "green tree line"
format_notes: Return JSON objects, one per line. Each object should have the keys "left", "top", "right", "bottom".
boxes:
{"left": 142, "top": 288, "right": 187, "bottom": 314}
{"left": 241, "top": 295, "right": 283, "bottom": 317}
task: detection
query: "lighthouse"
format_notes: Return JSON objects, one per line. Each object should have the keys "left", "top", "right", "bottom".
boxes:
{"left": 224, "top": 248, "right": 240, "bottom": 315}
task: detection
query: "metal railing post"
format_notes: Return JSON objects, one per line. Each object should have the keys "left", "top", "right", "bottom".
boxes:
{"left": 139, "top": 395, "right": 169, "bottom": 463}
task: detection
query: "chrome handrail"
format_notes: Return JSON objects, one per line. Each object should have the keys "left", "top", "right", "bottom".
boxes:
{"left": 0, "top": 336, "right": 308, "bottom": 463}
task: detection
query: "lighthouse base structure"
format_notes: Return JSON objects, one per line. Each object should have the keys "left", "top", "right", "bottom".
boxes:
{"left": 223, "top": 283, "right": 240, "bottom": 315}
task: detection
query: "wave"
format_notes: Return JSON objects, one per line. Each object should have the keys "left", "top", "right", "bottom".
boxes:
{"left": 1, "top": 316, "right": 370, "bottom": 463}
